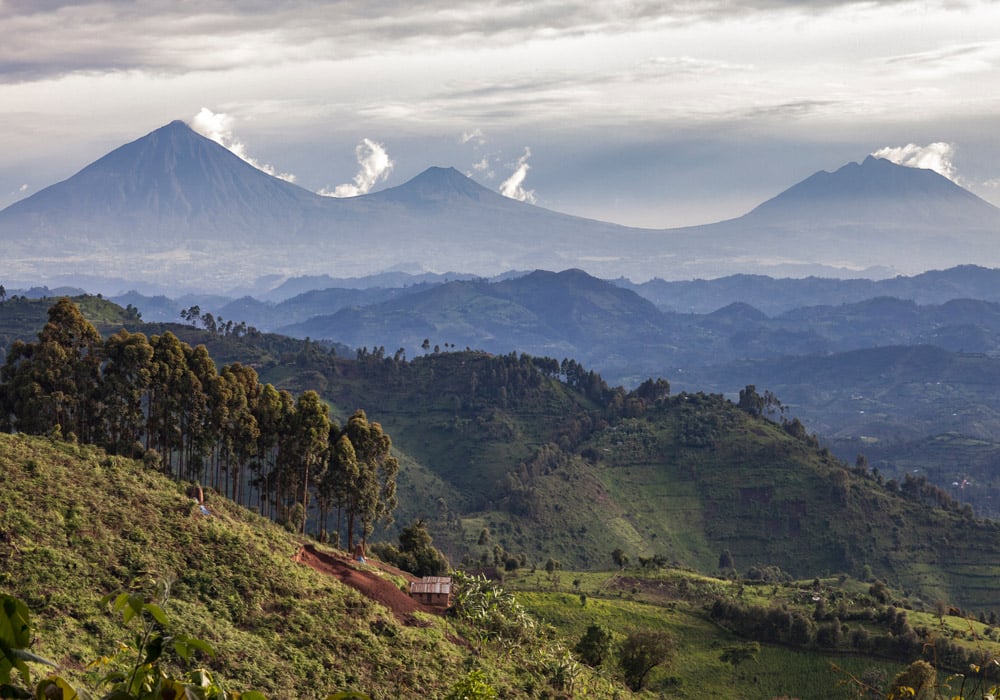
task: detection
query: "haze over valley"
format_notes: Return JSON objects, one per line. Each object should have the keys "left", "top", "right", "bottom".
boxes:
{"left": 4, "top": 2, "right": 1000, "bottom": 697}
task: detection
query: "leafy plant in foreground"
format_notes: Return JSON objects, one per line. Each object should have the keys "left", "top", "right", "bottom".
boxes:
{"left": 88, "top": 582, "right": 255, "bottom": 700}
{"left": 0, "top": 593, "right": 58, "bottom": 699}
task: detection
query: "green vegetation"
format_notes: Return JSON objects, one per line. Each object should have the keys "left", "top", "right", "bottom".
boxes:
{"left": 0, "top": 432, "right": 624, "bottom": 698}
{"left": 8, "top": 295, "right": 1000, "bottom": 697}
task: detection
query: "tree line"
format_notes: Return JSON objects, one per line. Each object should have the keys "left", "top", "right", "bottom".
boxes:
{"left": 0, "top": 298, "right": 396, "bottom": 549}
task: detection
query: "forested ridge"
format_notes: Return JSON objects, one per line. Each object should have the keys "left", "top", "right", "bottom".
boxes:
{"left": 6, "top": 296, "right": 1000, "bottom": 609}
{"left": 0, "top": 297, "right": 397, "bottom": 550}
{"left": 10, "top": 296, "right": 1000, "bottom": 698}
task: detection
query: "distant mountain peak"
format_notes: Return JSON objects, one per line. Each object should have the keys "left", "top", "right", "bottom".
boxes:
{"left": 367, "top": 165, "right": 516, "bottom": 208}
{"left": 744, "top": 153, "right": 999, "bottom": 226}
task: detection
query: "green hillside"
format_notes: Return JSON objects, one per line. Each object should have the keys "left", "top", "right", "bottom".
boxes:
{"left": 6, "top": 295, "right": 1000, "bottom": 612}
{"left": 0, "top": 432, "right": 631, "bottom": 699}
{"left": 9, "top": 431, "right": 1000, "bottom": 699}
{"left": 254, "top": 347, "right": 1000, "bottom": 612}
{"left": 9, "top": 297, "right": 1000, "bottom": 697}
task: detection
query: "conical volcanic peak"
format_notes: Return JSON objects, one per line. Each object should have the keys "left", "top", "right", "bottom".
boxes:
{"left": 365, "top": 166, "right": 516, "bottom": 209}
{"left": 3, "top": 121, "right": 1000, "bottom": 288}
{"left": 744, "top": 156, "right": 999, "bottom": 227}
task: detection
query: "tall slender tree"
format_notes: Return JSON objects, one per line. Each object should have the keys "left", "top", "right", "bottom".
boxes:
{"left": 99, "top": 329, "right": 153, "bottom": 457}
{"left": 342, "top": 409, "right": 399, "bottom": 549}
{"left": 291, "top": 391, "right": 330, "bottom": 534}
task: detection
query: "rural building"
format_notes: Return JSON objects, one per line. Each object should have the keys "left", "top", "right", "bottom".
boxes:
{"left": 409, "top": 576, "right": 452, "bottom": 607}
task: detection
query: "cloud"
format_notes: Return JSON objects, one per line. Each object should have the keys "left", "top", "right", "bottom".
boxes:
{"left": 499, "top": 147, "right": 536, "bottom": 203}
{"left": 189, "top": 107, "right": 297, "bottom": 182}
{"left": 18, "top": 184, "right": 27, "bottom": 193}
{"left": 461, "top": 128, "right": 486, "bottom": 145}
{"left": 0, "top": 1, "right": 919, "bottom": 84}
{"left": 871, "top": 142, "right": 957, "bottom": 181}
{"left": 319, "top": 138, "right": 394, "bottom": 198}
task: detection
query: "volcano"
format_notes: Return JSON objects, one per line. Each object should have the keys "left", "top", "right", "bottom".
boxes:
{"left": 1, "top": 121, "right": 998, "bottom": 290}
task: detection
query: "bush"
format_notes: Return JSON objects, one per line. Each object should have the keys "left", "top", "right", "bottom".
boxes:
{"left": 574, "top": 624, "right": 613, "bottom": 667}
{"left": 618, "top": 630, "right": 675, "bottom": 691}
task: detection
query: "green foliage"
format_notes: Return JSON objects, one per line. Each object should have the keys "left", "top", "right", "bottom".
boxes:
{"left": 887, "top": 660, "right": 936, "bottom": 699}
{"left": 573, "top": 624, "right": 613, "bottom": 667}
{"left": 90, "top": 585, "right": 237, "bottom": 700}
{"left": 0, "top": 593, "right": 56, "bottom": 692}
{"left": 617, "top": 629, "right": 675, "bottom": 691}
{"left": 719, "top": 641, "right": 760, "bottom": 675}
{"left": 370, "top": 520, "right": 449, "bottom": 577}
{"left": 443, "top": 670, "right": 497, "bottom": 700}
{"left": 0, "top": 586, "right": 269, "bottom": 700}
{"left": 450, "top": 572, "right": 536, "bottom": 648}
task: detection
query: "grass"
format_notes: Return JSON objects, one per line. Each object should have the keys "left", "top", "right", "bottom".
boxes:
{"left": 0, "top": 432, "right": 623, "bottom": 699}
{"left": 507, "top": 565, "right": 1000, "bottom": 699}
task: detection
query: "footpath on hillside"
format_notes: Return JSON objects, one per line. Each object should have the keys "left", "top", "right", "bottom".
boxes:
{"left": 293, "top": 543, "right": 441, "bottom": 626}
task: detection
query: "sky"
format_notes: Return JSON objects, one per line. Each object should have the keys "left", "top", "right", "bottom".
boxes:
{"left": 1, "top": 0, "right": 998, "bottom": 228}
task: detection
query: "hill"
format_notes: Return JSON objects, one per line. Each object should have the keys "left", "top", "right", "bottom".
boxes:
{"left": 262, "top": 345, "right": 1000, "bottom": 612}
{"left": 12, "top": 431, "right": 1000, "bottom": 699}
{"left": 0, "top": 432, "right": 634, "bottom": 698}
{"left": 620, "top": 264, "right": 1000, "bottom": 315}
{"left": 6, "top": 295, "right": 1000, "bottom": 613}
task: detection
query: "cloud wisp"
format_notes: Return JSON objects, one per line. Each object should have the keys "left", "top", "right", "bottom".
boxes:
{"left": 499, "top": 147, "right": 536, "bottom": 203}
{"left": 319, "top": 139, "right": 394, "bottom": 197}
{"left": 190, "top": 108, "right": 297, "bottom": 182}
{"left": 871, "top": 142, "right": 957, "bottom": 181}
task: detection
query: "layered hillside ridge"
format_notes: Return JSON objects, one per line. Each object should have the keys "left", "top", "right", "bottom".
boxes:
{"left": 2, "top": 121, "right": 998, "bottom": 289}
{"left": 6, "top": 295, "right": 1000, "bottom": 614}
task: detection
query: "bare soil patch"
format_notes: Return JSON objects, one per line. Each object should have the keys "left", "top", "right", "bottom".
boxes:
{"left": 293, "top": 543, "right": 439, "bottom": 625}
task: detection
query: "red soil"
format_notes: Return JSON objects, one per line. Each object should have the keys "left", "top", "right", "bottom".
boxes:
{"left": 293, "top": 543, "right": 438, "bottom": 625}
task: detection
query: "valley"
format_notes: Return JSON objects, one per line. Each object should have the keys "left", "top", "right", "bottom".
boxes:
{"left": 2, "top": 118, "right": 1000, "bottom": 699}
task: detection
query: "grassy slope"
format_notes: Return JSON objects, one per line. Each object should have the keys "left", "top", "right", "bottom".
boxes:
{"left": 512, "top": 575, "right": 1000, "bottom": 700}
{"left": 11, "top": 431, "right": 999, "bottom": 700}
{"left": 0, "top": 433, "right": 623, "bottom": 699}
{"left": 8, "top": 296, "right": 1000, "bottom": 612}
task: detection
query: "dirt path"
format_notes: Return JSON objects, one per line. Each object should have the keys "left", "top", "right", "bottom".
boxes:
{"left": 293, "top": 543, "right": 437, "bottom": 625}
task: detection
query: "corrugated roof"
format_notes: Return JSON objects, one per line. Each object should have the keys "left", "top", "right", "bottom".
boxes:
{"left": 410, "top": 576, "right": 452, "bottom": 595}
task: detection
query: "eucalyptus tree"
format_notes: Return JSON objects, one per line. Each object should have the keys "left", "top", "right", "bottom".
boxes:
{"left": 341, "top": 409, "right": 399, "bottom": 550}
{"left": 99, "top": 329, "right": 153, "bottom": 457}
{"left": 180, "top": 344, "right": 216, "bottom": 482}
{"left": 146, "top": 332, "right": 190, "bottom": 474}
{"left": 251, "top": 383, "right": 294, "bottom": 520}
{"left": 0, "top": 297, "right": 103, "bottom": 440}
{"left": 317, "top": 430, "right": 358, "bottom": 545}
{"left": 290, "top": 390, "right": 331, "bottom": 534}
{"left": 216, "top": 363, "right": 260, "bottom": 504}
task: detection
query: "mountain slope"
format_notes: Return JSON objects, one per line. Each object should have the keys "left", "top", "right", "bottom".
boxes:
{"left": 622, "top": 264, "right": 1000, "bottom": 315}
{"left": 289, "top": 348, "right": 1000, "bottom": 610}
{"left": 0, "top": 120, "right": 324, "bottom": 243}
{"left": 4, "top": 121, "right": 1000, "bottom": 289}
{"left": 0, "top": 434, "right": 457, "bottom": 697}
{"left": 0, "top": 122, "right": 652, "bottom": 288}
{"left": 746, "top": 155, "right": 1000, "bottom": 227}
{"left": 277, "top": 269, "right": 680, "bottom": 379}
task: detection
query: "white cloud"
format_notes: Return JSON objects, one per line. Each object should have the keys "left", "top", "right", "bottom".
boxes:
{"left": 871, "top": 142, "right": 957, "bottom": 181}
{"left": 319, "top": 138, "right": 394, "bottom": 197}
{"left": 189, "top": 107, "right": 298, "bottom": 182}
{"left": 461, "top": 128, "right": 486, "bottom": 145}
{"left": 499, "top": 147, "right": 536, "bottom": 203}
{"left": 18, "top": 184, "right": 27, "bottom": 192}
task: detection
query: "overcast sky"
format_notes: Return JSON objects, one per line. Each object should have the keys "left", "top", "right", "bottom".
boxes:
{"left": 1, "top": 0, "right": 998, "bottom": 227}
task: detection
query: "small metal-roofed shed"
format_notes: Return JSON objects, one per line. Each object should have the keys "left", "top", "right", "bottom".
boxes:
{"left": 409, "top": 576, "right": 452, "bottom": 607}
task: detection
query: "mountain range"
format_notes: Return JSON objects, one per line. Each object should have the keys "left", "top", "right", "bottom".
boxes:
{"left": 1, "top": 120, "right": 998, "bottom": 291}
